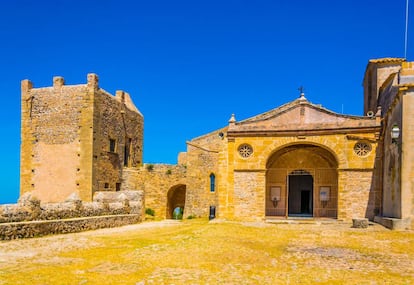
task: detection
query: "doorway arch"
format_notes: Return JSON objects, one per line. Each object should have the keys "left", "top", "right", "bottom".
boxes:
{"left": 166, "top": 184, "right": 186, "bottom": 219}
{"left": 266, "top": 144, "right": 338, "bottom": 218}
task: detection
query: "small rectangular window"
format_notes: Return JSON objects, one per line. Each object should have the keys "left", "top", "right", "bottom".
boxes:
{"left": 109, "top": 139, "right": 116, "bottom": 152}
{"left": 104, "top": 182, "right": 109, "bottom": 189}
{"left": 116, "top": 183, "right": 121, "bottom": 191}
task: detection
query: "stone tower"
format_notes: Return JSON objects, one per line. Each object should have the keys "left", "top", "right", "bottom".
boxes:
{"left": 20, "top": 74, "right": 143, "bottom": 202}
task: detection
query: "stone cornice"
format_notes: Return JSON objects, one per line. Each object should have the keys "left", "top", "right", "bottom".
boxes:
{"left": 227, "top": 126, "right": 382, "bottom": 138}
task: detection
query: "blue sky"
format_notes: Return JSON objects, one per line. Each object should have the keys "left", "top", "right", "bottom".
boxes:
{"left": 0, "top": 0, "right": 412, "bottom": 204}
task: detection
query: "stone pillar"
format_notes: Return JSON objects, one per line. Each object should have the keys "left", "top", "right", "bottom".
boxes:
{"left": 20, "top": 79, "right": 34, "bottom": 197}
{"left": 76, "top": 74, "right": 98, "bottom": 201}
{"left": 225, "top": 137, "right": 235, "bottom": 219}
{"left": 401, "top": 86, "right": 414, "bottom": 227}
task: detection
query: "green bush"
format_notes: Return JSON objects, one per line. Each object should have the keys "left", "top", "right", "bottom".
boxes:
{"left": 146, "top": 164, "right": 154, "bottom": 171}
{"left": 145, "top": 208, "right": 155, "bottom": 216}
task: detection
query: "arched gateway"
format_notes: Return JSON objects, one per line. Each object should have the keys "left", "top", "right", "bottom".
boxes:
{"left": 266, "top": 144, "right": 338, "bottom": 218}
{"left": 166, "top": 184, "right": 186, "bottom": 219}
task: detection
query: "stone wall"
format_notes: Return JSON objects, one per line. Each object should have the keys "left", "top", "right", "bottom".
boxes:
{"left": 234, "top": 171, "right": 265, "bottom": 220}
{"left": 122, "top": 164, "right": 186, "bottom": 219}
{"left": 185, "top": 129, "right": 226, "bottom": 217}
{"left": 20, "top": 78, "right": 86, "bottom": 202}
{"left": 93, "top": 89, "right": 143, "bottom": 194}
{"left": 0, "top": 215, "right": 141, "bottom": 240}
{"left": 338, "top": 170, "right": 375, "bottom": 220}
{"left": 363, "top": 59, "right": 404, "bottom": 115}
{"left": 20, "top": 74, "right": 143, "bottom": 203}
{"left": 0, "top": 190, "right": 143, "bottom": 240}
{"left": 382, "top": 95, "right": 402, "bottom": 218}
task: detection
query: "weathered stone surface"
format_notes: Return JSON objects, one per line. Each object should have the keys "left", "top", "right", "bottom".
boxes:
{"left": 0, "top": 191, "right": 144, "bottom": 223}
{"left": 122, "top": 165, "right": 186, "bottom": 219}
{"left": 20, "top": 75, "right": 143, "bottom": 203}
{"left": 0, "top": 214, "right": 141, "bottom": 240}
{"left": 352, "top": 218, "right": 369, "bottom": 228}
{"left": 0, "top": 190, "right": 144, "bottom": 239}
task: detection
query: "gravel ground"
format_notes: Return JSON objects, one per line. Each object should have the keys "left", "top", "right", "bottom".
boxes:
{"left": 0, "top": 219, "right": 413, "bottom": 284}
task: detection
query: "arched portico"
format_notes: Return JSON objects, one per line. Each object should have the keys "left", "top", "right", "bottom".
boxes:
{"left": 166, "top": 184, "right": 186, "bottom": 219}
{"left": 266, "top": 144, "right": 338, "bottom": 218}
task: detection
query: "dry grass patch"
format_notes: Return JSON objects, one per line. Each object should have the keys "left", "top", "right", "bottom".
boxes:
{"left": 0, "top": 219, "right": 413, "bottom": 284}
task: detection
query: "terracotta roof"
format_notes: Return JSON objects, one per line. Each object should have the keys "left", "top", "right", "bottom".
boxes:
{"left": 368, "top": 58, "right": 405, "bottom": 64}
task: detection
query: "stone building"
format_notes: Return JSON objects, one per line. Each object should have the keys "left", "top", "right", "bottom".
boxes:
{"left": 19, "top": 58, "right": 414, "bottom": 229}
{"left": 365, "top": 58, "right": 414, "bottom": 229}
{"left": 179, "top": 94, "right": 381, "bottom": 221}
{"left": 136, "top": 58, "right": 413, "bottom": 229}
{"left": 20, "top": 74, "right": 143, "bottom": 202}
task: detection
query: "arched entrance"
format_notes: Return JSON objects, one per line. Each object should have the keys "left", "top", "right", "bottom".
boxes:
{"left": 266, "top": 144, "right": 338, "bottom": 218}
{"left": 166, "top": 184, "right": 186, "bottom": 219}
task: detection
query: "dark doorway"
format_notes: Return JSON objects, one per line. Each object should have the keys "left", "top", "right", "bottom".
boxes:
{"left": 288, "top": 173, "right": 313, "bottom": 217}
{"left": 166, "top": 185, "right": 186, "bottom": 219}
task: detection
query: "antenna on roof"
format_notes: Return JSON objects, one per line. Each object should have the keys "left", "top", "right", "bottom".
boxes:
{"left": 405, "top": 0, "right": 409, "bottom": 58}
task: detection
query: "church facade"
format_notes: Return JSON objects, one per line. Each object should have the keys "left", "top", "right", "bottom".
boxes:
{"left": 19, "top": 58, "right": 414, "bottom": 229}
{"left": 139, "top": 58, "right": 414, "bottom": 229}
{"left": 181, "top": 94, "right": 381, "bottom": 221}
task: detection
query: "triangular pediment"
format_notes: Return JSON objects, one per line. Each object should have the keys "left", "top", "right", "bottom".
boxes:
{"left": 228, "top": 97, "right": 380, "bottom": 134}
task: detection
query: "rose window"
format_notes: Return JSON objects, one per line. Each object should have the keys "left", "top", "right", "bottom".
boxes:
{"left": 238, "top": 144, "right": 253, "bottom": 158}
{"left": 354, "top": 142, "right": 371, "bottom": 157}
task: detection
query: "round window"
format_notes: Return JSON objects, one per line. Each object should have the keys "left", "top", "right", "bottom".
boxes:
{"left": 238, "top": 144, "right": 253, "bottom": 158}
{"left": 354, "top": 142, "right": 372, "bottom": 157}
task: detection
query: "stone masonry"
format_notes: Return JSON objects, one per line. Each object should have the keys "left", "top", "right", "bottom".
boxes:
{"left": 16, "top": 58, "right": 414, "bottom": 230}
{"left": 20, "top": 74, "right": 143, "bottom": 203}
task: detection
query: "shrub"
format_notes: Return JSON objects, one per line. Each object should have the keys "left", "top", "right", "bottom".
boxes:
{"left": 166, "top": 169, "right": 172, "bottom": 175}
{"left": 146, "top": 164, "right": 154, "bottom": 171}
{"left": 145, "top": 208, "right": 155, "bottom": 216}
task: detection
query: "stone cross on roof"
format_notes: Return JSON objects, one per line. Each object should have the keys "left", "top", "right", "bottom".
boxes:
{"left": 298, "top": 86, "right": 306, "bottom": 100}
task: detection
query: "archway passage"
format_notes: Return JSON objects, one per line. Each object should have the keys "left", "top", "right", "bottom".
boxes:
{"left": 266, "top": 144, "right": 338, "bottom": 218}
{"left": 166, "top": 184, "right": 186, "bottom": 219}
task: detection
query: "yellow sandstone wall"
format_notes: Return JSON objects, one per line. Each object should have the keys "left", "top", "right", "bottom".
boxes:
{"left": 212, "top": 133, "right": 379, "bottom": 221}
{"left": 122, "top": 164, "right": 186, "bottom": 219}
{"left": 20, "top": 77, "right": 88, "bottom": 202}
{"left": 20, "top": 75, "right": 143, "bottom": 203}
{"left": 402, "top": 86, "right": 414, "bottom": 228}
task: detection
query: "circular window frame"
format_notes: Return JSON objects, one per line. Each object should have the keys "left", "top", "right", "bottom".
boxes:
{"left": 238, "top": 143, "right": 253, "bottom": 158}
{"left": 353, "top": 141, "right": 372, "bottom": 157}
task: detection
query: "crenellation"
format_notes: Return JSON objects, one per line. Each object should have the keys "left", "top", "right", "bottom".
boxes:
{"left": 53, "top": 76, "right": 65, "bottom": 87}
{"left": 21, "top": 79, "right": 33, "bottom": 96}
{"left": 87, "top": 73, "right": 99, "bottom": 90}
{"left": 115, "top": 90, "right": 125, "bottom": 102}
